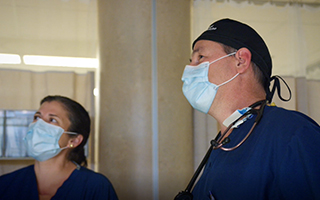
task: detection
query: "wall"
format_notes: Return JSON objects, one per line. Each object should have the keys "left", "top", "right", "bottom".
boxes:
{"left": 97, "top": 0, "right": 194, "bottom": 199}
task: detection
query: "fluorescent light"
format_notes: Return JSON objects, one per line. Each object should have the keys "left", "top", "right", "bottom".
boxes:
{"left": 23, "top": 55, "right": 98, "bottom": 68}
{"left": 0, "top": 53, "right": 21, "bottom": 64}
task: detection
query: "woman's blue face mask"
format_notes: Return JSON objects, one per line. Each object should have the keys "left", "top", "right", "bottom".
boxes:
{"left": 23, "top": 119, "right": 77, "bottom": 161}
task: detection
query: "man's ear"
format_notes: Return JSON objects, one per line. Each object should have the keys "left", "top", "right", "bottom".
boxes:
{"left": 235, "top": 47, "right": 252, "bottom": 73}
{"left": 68, "top": 134, "right": 83, "bottom": 148}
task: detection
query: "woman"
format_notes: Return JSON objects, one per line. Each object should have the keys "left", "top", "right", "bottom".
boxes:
{"left": 0, "top": 95, "right": 118, "bottom": 200}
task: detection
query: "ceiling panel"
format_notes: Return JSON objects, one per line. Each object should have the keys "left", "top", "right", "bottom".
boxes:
{"left": 0, "top": 0, "right": 97, "bottom": 57}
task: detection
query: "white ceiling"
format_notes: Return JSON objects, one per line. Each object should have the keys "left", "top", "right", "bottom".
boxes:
{"left": 0, "top": 0, "right": 98, "bottom": 58}
{"left": 0, "top": 0, "right": 319, "bottom": 59}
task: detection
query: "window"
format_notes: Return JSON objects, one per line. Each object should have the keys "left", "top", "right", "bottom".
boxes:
{"left": 0, "top": 109, "right": 89, "bottom": 159}
{"left": 0, "top": 110, "right": 35, "bottom": 158}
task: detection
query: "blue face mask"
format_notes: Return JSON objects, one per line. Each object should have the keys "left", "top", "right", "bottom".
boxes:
{"left": 181, "top": 52, "right": 238, "bottom": 113}
{"left": 23, "top": 119, "right": 77, "bottom": 161}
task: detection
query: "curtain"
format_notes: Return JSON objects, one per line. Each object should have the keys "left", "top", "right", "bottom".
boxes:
{"left": 192, "top": 0, "right": 320, "bottom": 168}
{"left": 0, "top": 69, "right": 94, "bottom": 112}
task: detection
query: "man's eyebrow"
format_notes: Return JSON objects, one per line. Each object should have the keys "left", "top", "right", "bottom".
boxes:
{"left": 192, "top": 47, "right": 202, "bottom": 56}
{"left": 192, "top": 49, "right": 199, "bottom": 57}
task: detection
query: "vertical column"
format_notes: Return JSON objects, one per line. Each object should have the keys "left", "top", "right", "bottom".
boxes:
{"left": 97, "top": 1, "right": 193, "bottom": 200}
{"left": 156, "top": 1, "right": 193, "bottom": 199}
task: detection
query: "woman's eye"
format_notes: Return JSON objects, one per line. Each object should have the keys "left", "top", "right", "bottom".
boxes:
{"left": 33, "top": 116, "right": 40, "bottom": 121}
{"left": 50, "top": 118, "right": 58, "bottom": 123}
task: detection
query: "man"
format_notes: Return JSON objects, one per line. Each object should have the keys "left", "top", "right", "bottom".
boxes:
{"left": 180, "top": 18, "right": 320, "bottom": 200}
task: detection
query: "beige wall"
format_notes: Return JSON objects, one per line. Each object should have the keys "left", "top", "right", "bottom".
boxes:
{"left": 0, "top": 1, "right": 194, "bottom": 199}
{"left": 97, "top": 0, "right": 193, "bottom": 199}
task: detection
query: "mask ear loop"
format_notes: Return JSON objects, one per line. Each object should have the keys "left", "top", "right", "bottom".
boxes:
{"left": 208, "top": 52, "right": 236, "bottom": 65}
{"left": 62, "top": 132, "right": 79, "bottom": 149}
{"left": 217, "top": 73, "right": 239, "bottom": 87}
{"left": 65, "top": 131, "right": 78, "bottom": 135}
{"left": 209, "top": 52, "right": 238, "bottom": 87}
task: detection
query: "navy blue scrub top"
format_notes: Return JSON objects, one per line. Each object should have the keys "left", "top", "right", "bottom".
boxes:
{"left": 0, "top": 165, "right": 118, "bottom": 200}
{"left": 192, "top": 105, "right": 320, "bottom": 200}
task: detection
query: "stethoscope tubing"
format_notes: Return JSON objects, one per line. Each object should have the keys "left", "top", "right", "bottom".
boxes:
{"left": 175, "top": 100, "right": 267, "bottom": 198}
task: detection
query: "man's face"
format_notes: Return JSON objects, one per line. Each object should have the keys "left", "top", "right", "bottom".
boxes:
{"left": 190, "top": 40, "right": 237, "bottom": 86}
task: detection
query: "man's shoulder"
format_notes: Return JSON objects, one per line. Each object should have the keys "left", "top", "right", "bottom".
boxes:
{"left": 265, "top": 105, "right": 319, "bottom": 126}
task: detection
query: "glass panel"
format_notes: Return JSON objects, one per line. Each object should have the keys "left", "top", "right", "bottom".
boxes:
{"left": 4, "top": 110, "right": 35, "bottom": 158}
{"left": 0, "top": 109, "right": 89, "bottom": 159}
{"left": 0, "top": 110, "right": 4, "bottom": 157}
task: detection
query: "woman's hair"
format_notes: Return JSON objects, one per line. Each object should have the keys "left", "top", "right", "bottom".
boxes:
{"left": 40, "top": 95, "right": 90, "bottom": 167}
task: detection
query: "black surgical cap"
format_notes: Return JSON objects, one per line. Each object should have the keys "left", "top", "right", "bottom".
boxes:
{"left": 192, "top": 18, "right": 285, "bottom": 102}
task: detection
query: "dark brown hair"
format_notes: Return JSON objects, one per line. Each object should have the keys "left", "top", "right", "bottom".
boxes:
{"left": 40, "top": 95, "right": 90, "bottom": 166}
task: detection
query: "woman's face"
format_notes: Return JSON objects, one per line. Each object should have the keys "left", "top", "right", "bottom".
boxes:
{"left": 34, "top": 100, "right": 72, "bottom": 147}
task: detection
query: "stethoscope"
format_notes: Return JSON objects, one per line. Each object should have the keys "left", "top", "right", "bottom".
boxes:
{"left": 174, "top": 100, "right": 267, "bottom": 200}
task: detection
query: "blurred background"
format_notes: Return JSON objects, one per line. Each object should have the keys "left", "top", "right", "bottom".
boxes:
{"left": 0, "top": 0, "right": 319, "bottom": 199}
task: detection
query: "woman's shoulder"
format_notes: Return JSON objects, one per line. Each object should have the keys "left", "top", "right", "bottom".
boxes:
{"left": 0, "top": 165, "right": 34, "bottom": 181}
{"left": 67, "top": 166, "right": 118, "bottom": 199}
{"left": 74, "top": 166, "right": 114, "bottom": 185}
{"left": 0, "top": 165, "right": 37, "bottom": 199}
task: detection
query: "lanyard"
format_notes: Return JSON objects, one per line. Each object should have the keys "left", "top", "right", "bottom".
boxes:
{"left": 174, "top": 100, "right": 267, "bottom": 200}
